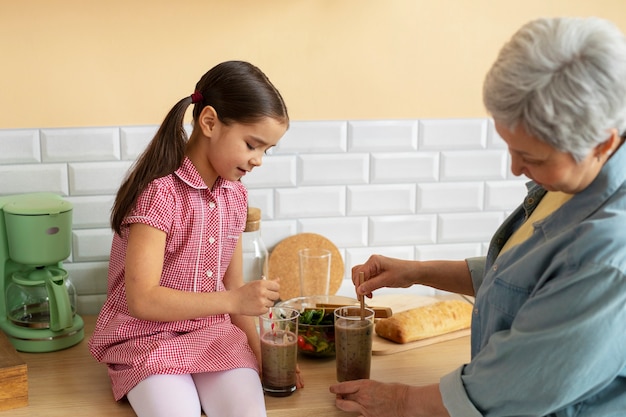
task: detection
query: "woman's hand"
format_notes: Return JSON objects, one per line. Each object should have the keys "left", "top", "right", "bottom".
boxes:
{"left": 351, "top": 256, "right": 475, "bottom": 298}
{"left": 329, "top": 380, "right": 449, "bottom": 417}
{"left": 231, "top": 279, "right": 280, "bottom": 316}
{"left": 351, "top": 255, "right": 417, "bottom": 298}
{"left": 330, "top": 379, "right": 408, "bottom": 417}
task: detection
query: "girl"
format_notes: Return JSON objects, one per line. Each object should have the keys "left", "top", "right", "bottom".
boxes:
{"left": 89, "top": 61, "right": 291, "bottom": 417}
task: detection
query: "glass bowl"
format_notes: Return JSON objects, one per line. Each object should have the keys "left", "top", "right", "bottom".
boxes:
{"left": 276, "top": 295, "right": 359, "bottom": 358}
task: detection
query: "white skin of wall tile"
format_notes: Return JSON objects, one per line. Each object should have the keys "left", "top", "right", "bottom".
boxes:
{"left": 0, "top": 118, "right": 528, "bottom": 314}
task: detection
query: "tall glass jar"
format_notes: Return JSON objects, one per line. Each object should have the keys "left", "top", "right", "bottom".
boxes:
{"left": 242, "top": 207, "right": 269, "bottom": 283}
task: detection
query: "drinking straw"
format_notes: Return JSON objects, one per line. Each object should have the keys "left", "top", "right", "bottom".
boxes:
{"left": 262, "top": 275, "right": 276, "bottom": 335}
{"left": 359, "top": 271, "right": 365, "bottom": 320}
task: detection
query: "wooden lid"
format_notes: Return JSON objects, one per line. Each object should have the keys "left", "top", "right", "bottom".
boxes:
{"left": 245, "top": 207, "right": 261, "bottom": 232}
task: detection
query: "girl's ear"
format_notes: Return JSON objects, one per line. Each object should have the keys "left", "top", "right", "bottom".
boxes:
{"left": 198, "top": 106, "right": 218, "bottom": 136}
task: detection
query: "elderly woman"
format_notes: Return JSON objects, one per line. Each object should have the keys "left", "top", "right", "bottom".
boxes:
{"left": 330, "top": 17, "right": 626, "bottom": 417}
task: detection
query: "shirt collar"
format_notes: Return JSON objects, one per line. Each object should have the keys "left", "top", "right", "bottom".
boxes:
{"left": 537, "top": 142, "right": 626, "bottom": 236}
{"left": 173, "top": 157, "right": 231, "bottom": 191}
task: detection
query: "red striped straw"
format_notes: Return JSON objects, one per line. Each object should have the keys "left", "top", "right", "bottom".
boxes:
{"left": 263, "top": 275, "right": 276, "bottom": 335}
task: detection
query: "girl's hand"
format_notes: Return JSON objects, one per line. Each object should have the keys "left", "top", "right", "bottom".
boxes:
{"left": 295, "top": 363, "right": 304, "bottom": 389}
{"left": 232, "top": 279, "right": 280, "bottom": 316}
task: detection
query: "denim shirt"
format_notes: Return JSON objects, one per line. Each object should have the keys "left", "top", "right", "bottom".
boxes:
{"left": 440, "top": 144, "right": 626, "bottom": 416}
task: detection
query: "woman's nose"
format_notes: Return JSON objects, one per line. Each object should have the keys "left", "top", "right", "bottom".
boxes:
{"left": 509, "top": 155, "right": 524, "bottom": 177}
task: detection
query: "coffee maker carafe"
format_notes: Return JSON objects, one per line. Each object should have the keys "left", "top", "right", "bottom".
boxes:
{"left": 0, "top": 193, "right": 84, "bottom": 352}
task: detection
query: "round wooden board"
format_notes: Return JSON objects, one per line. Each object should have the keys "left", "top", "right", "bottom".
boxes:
{"left": 268, "top": 233, "right": 344, "bottom": 301}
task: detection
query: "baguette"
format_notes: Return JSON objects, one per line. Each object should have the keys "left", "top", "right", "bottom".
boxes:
{"left": 375, "top": 300, "right": 472, "bottom": 344}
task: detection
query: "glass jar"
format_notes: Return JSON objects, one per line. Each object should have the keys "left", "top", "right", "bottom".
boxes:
{"left": 242, "top": 207, "right": 269, "bottom": 283}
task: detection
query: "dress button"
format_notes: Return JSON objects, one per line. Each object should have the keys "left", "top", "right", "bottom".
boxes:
{"left": 206, "top": 270, "right": 213, "bottom": 277}
{"left": 208, "top": 237, "right": 215, "bottom": 244}
{"left": 527, "top": 198, "right": 534, "bottom": 205}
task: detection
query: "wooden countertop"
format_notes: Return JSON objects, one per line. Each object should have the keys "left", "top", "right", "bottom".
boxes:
{"left": 3, "top": 316, "right": 470, "bottom": 417}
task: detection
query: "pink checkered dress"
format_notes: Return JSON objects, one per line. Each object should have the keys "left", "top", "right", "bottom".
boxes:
{"left": 88, "top": 157, "right": 257, "bottom": 400}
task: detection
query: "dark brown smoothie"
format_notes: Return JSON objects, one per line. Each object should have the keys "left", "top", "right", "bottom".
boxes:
{"left": 261, "top": 329, "right": 298, "bottom": 396}
{"left": 335, "top": 312, "right": 373, "bottom": 382}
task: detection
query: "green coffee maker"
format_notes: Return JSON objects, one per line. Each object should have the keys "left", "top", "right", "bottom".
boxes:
{"left": 0, "top": 193, "right": 84, "bottom": 352}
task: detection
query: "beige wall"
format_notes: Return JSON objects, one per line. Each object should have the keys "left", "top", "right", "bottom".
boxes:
{"left": 2, "top": 0, "right": 625, "bottom": 128}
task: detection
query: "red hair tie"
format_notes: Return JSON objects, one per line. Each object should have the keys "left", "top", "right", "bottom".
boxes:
{"left": 191, "top": 91, "right": 203, "bottom": 103}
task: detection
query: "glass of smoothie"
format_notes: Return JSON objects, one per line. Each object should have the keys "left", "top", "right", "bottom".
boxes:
{"left": 334, "top": 306, "right": 375, "bottom": 382}
{"left": 259, "top": 306, "right": 300, "bottom": 397}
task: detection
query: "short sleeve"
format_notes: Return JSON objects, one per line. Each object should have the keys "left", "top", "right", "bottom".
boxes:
{"left": 122, "top": 179, "right": 176, "bottom": 233}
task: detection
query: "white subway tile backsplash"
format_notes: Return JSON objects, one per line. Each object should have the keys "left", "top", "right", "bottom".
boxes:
{"left": 41, "top": 127, "right": 120, "bottom": 162}
{"left": 277, "top": 121, "right": 347, "bottom": 153}
{"left": 298, "top": 216, "right": 368, "bottom": 248}
{"left": 440, "top": 150, "right": 508, "bottom": 181}
{"left": 0, "top": 163, "right": 69, "bottom": 195}
{"left": 64, "top": 261, "right": 109, "bottom": 294}
{"left": 66, "top": 195, "right": 115, "bottom": 229}
{"left": 72, "top": 228, "right": 114, "bottom": 262}
{"left": 262, "top": 219, "right": 298, "bottom": 250}
{"left": 298, "top": 154, "right": 368, "bottom": 185}
{"left": 347, "top": 184, "right": 416, "bottom": 215}
{"left": 438, "top": 212, "right": 504, "bottom": 243}
{"left": 68, "top": 161, "right": 133, "bottom": 195}
{"left": 345, "top": 246, "right": 415, "bottom": 276}
{"left": 419, "top": 118, "right": 487, "bottom": 150}
{"left": 371, "top": 152, "right": 439, "bottom": 183}
{"left": 276, "top": 186, "right": 345, "bottom": 218}
{"left": 247, "top": 189, "right": 274, "bottom": 220}
{"left": 417, "top": 182, "right": 483, "bottom": 213}
{"left": 484, "top": 181, "right": 527, "bottom": 211}
{"left": 0, "top": 129, "right": 40, "bottom": 164}
{"left": 241, "top": 155, "right": 296, "bottom": 188}
{"left": 0, "top": 118, "right": 529, "bottom": 314}
{"left": 486, "top": 119, "right": 506, "bottom": 149}
{"left": 120, "top": 125, "right": 158, "bottom": 160}
{"left": 348, "top": 120, "right": 418, "bottom": 152}
{"left": 369, "top": 214, "right": 437, "bottom": 245}
{"left": 416, "top": 243, "right": 484, "bottom": 261}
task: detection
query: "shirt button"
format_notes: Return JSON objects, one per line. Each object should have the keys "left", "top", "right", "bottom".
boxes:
{"left": 493, "top": 264, "right": 498, "bottom": 271}
{"left": 208, "top": 237, "right": 215, "bottom": 244}
{"left": 206, "top": 270, "right": 213, "bottom": 277}
{"left": 474, "top": 308, "right": 479, "bottom": 315}
{"left": 209, "top": 202, "right": 216, "bottom": 209}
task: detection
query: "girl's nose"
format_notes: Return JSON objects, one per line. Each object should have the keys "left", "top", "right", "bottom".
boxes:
{"left": 251, "top": 154, "right": 263, "bottom": 167}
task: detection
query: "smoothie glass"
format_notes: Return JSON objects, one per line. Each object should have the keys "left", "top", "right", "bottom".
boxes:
{"left": 334, "top": 306, "right": 375, "bottom": 382}
{"left": 259, "top": 307, "right": 300, "bottom": 397}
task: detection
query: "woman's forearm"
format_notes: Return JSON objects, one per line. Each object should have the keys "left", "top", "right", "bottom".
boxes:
{"left": 416, "top": 260, "right": 475, "bottom": 296}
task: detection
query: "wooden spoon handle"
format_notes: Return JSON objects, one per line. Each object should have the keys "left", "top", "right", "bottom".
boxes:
{"left": 313, "top": 304, "right": 393, "bottom": 319}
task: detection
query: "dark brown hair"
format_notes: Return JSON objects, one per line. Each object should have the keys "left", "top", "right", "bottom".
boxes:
{"left": 111, "top": 61, "right": 288, "bottom": 235}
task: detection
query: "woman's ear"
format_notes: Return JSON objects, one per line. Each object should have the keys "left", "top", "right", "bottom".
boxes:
{"left": 596, "top": 128, "right": 621, "bottom": 158}
{"left": 198, "top": 106, "right": 218, "bottom": 136}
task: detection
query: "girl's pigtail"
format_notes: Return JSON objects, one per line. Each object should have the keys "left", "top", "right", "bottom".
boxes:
{"left": 111, "top": 96, "right": 194, "bottom": 235}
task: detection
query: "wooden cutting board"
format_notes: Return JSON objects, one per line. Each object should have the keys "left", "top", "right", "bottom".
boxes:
{"left": 268, "top": 233, "right": 344, "bottom": 301}
{"left": 369, "top": 294, "right": 472, "bottom": 355}
{"left": 0, "top": 332, "right": 28, "bottom": 410}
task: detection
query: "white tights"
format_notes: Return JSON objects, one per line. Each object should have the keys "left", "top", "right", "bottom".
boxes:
{"left": 127, "top": 368, "right": 267, "bottom": 417}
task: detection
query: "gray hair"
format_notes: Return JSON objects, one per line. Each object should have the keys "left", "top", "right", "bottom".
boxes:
{"left": 483, "top": 17, "right": 626, "bottom": 161}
